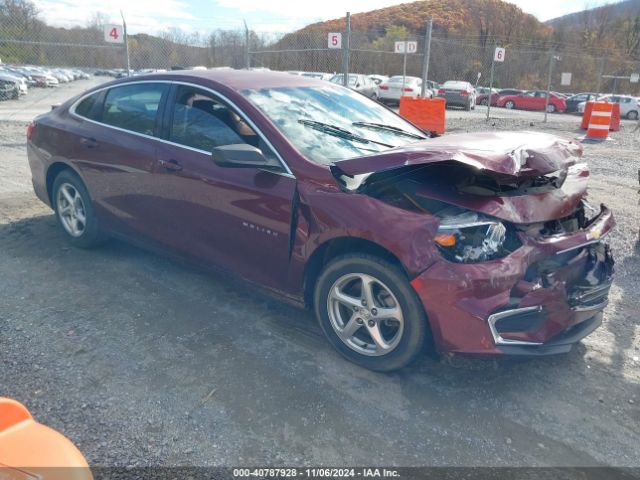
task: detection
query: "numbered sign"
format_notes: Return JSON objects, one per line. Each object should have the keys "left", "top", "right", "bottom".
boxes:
{"left": 328, "top": 33, "right": 342, "bottom": 49}
{"left": 104, "top": 24, "right": 124, "bottom": 44}
{"left": 631, "top": 73, "right": 639, "bottom": 84}
{"left": 394, "top": 41, "right": 405, "bottom": 54}
{"left": 561, "top": 72, "right": 572, "bottom": 86}
{"left": 406, "top": 41, "right": 417, "bottom": 53}
{"left": 494, "top": 47, "right": 505, "bottom": 62}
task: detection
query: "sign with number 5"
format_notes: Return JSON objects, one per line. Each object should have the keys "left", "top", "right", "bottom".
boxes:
{"left": 104, "top": 24, "right": 124, "bottom": 44}
{"left": 494, "top": 47, "right": 505, "bottom": 62}
{"left": 328, "top": 33, "right": 342, "bottom": 49}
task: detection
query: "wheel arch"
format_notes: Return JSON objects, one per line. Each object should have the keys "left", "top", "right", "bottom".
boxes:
{"left": 46, "top": 162, "right": 81, "bottom": 205}
{"left": 303, "top": 236, "right": 406, "bottom": 309}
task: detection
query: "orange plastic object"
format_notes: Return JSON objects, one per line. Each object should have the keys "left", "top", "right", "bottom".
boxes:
{"left": 399, "top": 96, "right": 446, "bottom": 134}
{"left": 0, "top": 398, "right": 92, "bottom": 480}
{"left": 586, "top": 101, "right": 612, "bottom": 140}
{"left": 580, "top": 101, "right": 594, "bottom": 129}
{"left": 609, "top": 103, "right": 620, "bottom": 131}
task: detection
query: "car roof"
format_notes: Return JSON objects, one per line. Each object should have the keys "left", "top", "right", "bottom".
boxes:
{"left": 105, "top": 69, "right": 329, "bottom": 92}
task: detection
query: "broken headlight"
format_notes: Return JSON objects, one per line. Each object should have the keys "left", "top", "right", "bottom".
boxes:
{"left": 434, "top": 211, "right": 520, "bottom": 263}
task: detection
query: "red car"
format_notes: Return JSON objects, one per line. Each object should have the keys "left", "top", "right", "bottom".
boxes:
{"left": 26, "top": 71, "right": 614, "bottom": 371}
{"left": 496, "top": 90, "right": 567, "bottom": 113}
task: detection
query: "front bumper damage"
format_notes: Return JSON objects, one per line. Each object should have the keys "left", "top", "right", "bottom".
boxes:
{"left": 410, "top": 205, "right": 615, "bottom": 356}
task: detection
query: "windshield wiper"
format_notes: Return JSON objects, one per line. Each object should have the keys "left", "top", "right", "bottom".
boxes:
{"left": 298, "top": 119, "right": 395, "bottom": 148}
{"left": 352, "top": 122, "right": 427, "bottom": 140}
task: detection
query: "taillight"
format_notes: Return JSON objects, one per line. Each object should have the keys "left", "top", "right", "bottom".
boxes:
{"left": 437, "top": 88, "right": 445, "bottom": 95}
{"left": 403, "top": 87, "right": 413, "bottom": 92}
{"left": 379, "top": 85, "right": 389, "bottom": 90}
{"left": 460, "top": 90, "right": 469, "bottom": 96}
{"left": 26, "top": 122, "right": 36, "bottom": 140}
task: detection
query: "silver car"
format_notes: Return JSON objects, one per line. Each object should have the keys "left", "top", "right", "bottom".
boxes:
{"left": 437, "top": 80, "right": 477, "bottom": 111}
{"left": 329, "top": 74, "right": 378, "bottom": 99}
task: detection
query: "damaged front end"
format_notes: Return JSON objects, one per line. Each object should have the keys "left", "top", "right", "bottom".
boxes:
{"left": 331, "top": 132, "right": 615, "bottom": 355}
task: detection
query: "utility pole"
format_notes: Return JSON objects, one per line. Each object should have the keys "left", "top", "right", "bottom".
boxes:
{"left": 120, "top": 10, "right": 130, "bottom": 76}
{"left": 420, "top": 17, "right": 432, "bottom": 98}
{"left": 342, "top": 12, "right": 350, "bottom": 87}
{"left": 244, "top": 20, "right": 250, "bottom": 69}
{"left": 402, "top": 32, "right": 408, "bottom": 93}
{"left": 596, "top": 57, "right": 605, "bottom": 94}
{"left": 544, "top": 48, "right": 557, "bottom": 123}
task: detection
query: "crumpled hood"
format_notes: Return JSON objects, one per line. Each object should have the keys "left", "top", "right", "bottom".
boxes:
{"left": 333, "top": 131, "right": 582, "bottom": 178}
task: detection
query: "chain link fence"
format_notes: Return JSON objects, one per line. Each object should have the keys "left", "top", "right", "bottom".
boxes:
{"left": 1, "top": 5, "right": 639, "bottom": 96}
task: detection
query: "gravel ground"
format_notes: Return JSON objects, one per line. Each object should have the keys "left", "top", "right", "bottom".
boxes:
{"left": 0, "top": 97, "right": 639, "bottom": 471}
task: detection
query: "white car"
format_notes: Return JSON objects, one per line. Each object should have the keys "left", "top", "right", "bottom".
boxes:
{"left": 578, "top": 94, "right": 639, "bottom": 120}
{"left": 378, "top": 75, "right": 424, "bottom": 104}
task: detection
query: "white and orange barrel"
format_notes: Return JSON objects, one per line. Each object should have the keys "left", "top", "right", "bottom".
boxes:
{"left": 586, "top": 101, "right": 613, "bottom": 140}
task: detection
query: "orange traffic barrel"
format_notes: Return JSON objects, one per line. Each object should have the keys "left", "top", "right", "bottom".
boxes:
{"left": 0, "top": 397, "right": 92, "bottom": 480}
{"left": 399, "top": 96, "right": 446, "bottom": 135}
{"left": 609, "top": 103, "right": 621, "bottom": 131}
{"left": 586, "top": 101, "right": 612, "bottom": 140}
{"left": 581, "top": 101, "right": 594, "bottom": 129}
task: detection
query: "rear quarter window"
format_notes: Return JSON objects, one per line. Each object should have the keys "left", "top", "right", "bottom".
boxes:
{"left": 74, "top": 92, "right": 101, "bottom": 120}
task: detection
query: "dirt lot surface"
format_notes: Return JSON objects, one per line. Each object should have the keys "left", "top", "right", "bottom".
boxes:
{"left": 0, "top": 82, "right": 639, "bottom": 470}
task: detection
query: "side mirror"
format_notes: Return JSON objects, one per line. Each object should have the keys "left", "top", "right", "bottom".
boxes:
{"left": 212, "top": 144, "right": 281, "bottom": 170}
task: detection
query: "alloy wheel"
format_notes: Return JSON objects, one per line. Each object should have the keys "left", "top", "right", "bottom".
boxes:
{"left": 327, "top": 273, "right": 404, "bottom": 356}
{"left": 56, "top": 183, "right": 87, "bottom": 237}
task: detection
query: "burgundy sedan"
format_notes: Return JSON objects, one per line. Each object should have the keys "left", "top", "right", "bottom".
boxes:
{"left": 27, "top": 70, "right": 614, "bottom": 371}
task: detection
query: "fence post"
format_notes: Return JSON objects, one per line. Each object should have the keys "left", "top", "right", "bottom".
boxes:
{"left": 244, "top": 20, "right": 250, "bottom": 69}
{"left": 544, "top": 47, "right": 556, "bottom": 123}
{"left": 420, "top": 17, "right": 432, "bottom": 98}
{"left": 596, "top": 57, "right": 605, "bottom": 94}
{"left": 487, "top": 44, "right": 496, "bottom": 121}
{"left": 120, "top": 10, "right": 130, "bottom": 76}
{"left": 342, "top": 12, "right": 350, "bottom": 87}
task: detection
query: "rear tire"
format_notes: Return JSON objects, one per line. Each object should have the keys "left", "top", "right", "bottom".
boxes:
{"left": 480, "top": 98, "right": 489, "bottom": 106}
{"left": 52, "top": 170, "right": 106, "bottom": 248}
{"left": 314, "top": 254, "right": 428, "bottom": 372}
{"left": 546, "top": 103, "right": 556, "bottom": 113}
{"left": 505, "top": 100, "right": 515, "bottom": 109}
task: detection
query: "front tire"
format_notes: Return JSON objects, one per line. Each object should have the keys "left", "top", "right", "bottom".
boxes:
{"left": 314, "top": 254, "right": 428, "bottom": 372}
{"left": 52, "top": 170, "right": 105, "bottom": 248}
{"left": 505, "top": 100, "right": 515, "bottom": 109}
{"left": 546, "top": 103, "right": 556, "bottom": 113}
{"left": 627, "top": 110, "right": 638, "bottom": 120}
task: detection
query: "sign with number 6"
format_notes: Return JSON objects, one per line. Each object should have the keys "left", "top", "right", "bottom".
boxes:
{"left": 328, "top": 33, "right": 342, "bottom": 49}
{"left": 104, "top": 24, "right": 124, "bottom": 44}
{"left": 494, "top": 47, "right": 505, "bottom": 62}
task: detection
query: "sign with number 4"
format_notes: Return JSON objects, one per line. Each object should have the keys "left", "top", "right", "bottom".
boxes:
{"left": 105, "top": 24, "right": 124, "bottom": 44}
{"left": 328, "top": 33, "right": 342, "bottom": 49}
{"left": 494, "top": 47, "right": 505, "bottom": 62}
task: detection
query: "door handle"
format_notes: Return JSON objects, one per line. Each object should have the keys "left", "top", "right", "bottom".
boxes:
{"left": 159, "top": 159, "right": 183, "bottom": 172}
{"left": 80, "top": 137, "right": 98, "bottom": 148}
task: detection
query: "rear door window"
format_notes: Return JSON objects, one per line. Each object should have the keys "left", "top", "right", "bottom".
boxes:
{"left": 101, "top": 83, "right": 168, "bottom": 136}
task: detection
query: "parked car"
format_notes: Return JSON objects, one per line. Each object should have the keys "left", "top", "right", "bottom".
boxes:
{"left": 0, "top": 72, "right": 26, "bottom": 96}
{"left": 26, "top": 70, "right": 615, "bottom": 371}
{"left": 577, "top": 94, "right": 639, "bottom": 120}
{"left": 436, "top": 80, "right": 476, "bottom": 110}
{"left": 378, "top": 75, "right": 424, "bottom": 104}
{"left": 30, "top": 72, "right": 59, "bottom": 88}
{"left": 565, "top": 93, "right": 599, "bottom": 113}
{"left": 475, "top": 87, "right": 499, "bottom": 105}
{"left": 0, "top": 77, "right": 19, "bottom": 100}
{"left": 329, "top": 73, "right": 378, "bottom": 99}
{"left": 496, "top": 90, "right": 566, "bottom": 113}
{"left": 368, "top": 74, "right": 389, "bottom": 86}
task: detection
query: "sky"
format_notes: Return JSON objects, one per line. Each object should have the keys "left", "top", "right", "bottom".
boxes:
{"left": 32, "top": 0, "right": 616, "bottom": 34}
